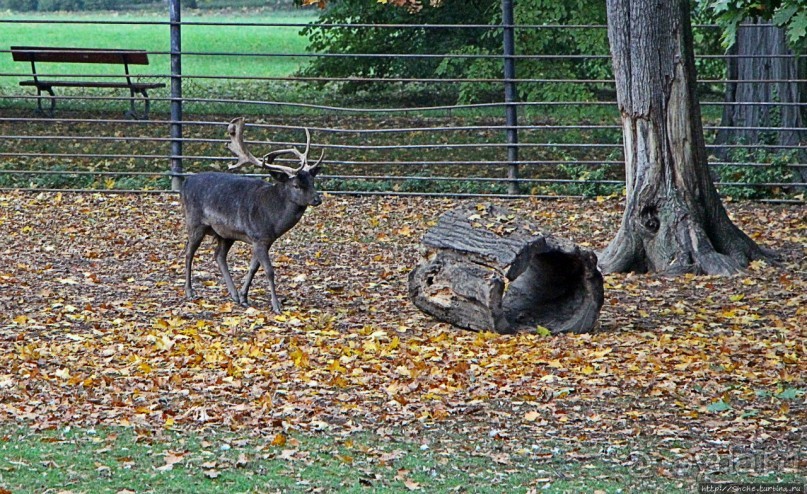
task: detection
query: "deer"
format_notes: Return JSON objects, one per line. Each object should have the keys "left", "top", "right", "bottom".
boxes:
{"left": 180, "top": 117, "right": 324, "bottom": 313}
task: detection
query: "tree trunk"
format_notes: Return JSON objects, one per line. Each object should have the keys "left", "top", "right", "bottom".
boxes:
{"left": 408, "top": 204, "right": 604, "bottom": 334}
{"left": 598, "top": 0, "right": 772, "bottom": 276}
{"left": 715, "top": 20, "right": 806, "bottom": 184}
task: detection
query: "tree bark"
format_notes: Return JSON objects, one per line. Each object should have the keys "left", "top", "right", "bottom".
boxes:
{"left": 599, "top": 0, "right": 773, "bottom": 276}
{"left": 715, "top": 20, "right": 806, "bottom": 184}
{"left": 408, "top": 204, "right": 604, "bottom": 334}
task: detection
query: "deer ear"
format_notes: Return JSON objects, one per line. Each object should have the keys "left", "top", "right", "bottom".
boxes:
{"left": 269, "top": 171, "right": 290, "bottom": 183}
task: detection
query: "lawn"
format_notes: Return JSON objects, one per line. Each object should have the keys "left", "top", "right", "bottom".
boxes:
{"left": 0, "top": 191, "right": 804, "bottom": 492}
{"left": 0, "top": 9, "right": 318, "bottom": 91}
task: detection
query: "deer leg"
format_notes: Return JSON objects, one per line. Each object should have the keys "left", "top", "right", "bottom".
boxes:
{"left": 214, "top": 237, "right": 239, "bottom": 303}
{"left": 239, "top": 256, "right": 261, "bottom": 306}
{"left": 184, "top": 227, "right": 207, "bottom": 299}
{"left": 252, "top": 243, "right": 282, "bottom": 313}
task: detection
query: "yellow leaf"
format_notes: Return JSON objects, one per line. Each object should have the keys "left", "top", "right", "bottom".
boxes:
{"left": 328, "top": 360, "right": 346, "bottom": 373}
{"left": 271, "top": 433, "right": 287, "bottom": 447}
{"left": 156, "top": 334, "right": 174, "bottom": 352}
{"left": 290, "top": 347, "right": 309, "bottom": 368}
{"left": 524, "top": 411, "right": 541, "bottom": 422}
{"left": 591, "top": 348, "right": 612, "bottom": 360}
{"left": 396, "top": 365, "right": 412, "bottom": 378}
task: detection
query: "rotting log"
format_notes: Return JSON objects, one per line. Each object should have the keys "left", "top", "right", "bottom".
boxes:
{"left": 408, "top": 203, "right": 604, "bottom": 334}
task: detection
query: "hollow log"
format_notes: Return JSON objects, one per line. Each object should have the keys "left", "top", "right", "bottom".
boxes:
{"left": 408, "top": 204, "right": 604, "bottom": 334}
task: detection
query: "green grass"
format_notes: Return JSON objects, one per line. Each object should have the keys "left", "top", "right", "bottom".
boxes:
{"left": 0, "top": 425, "right": 802, "bottom": 493}
{"left": 0, "top": 10, "right": 318, "bottom": 89}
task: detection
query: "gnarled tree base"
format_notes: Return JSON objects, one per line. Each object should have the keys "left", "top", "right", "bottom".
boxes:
{"left": 597, "top": 187, "right": 775, "bottom": 276}
{"left": 408, "top": 204, "right": 604, "bottom": 334}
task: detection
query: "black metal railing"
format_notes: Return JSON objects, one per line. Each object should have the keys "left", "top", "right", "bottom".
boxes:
{"left": 0, "top": 6, "right": 804, "bottom": 202}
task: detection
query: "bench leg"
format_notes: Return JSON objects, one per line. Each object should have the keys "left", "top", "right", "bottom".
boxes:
{"left": 35, "top": 87, "right": 56, "bottom": 118}
{"left": 126, "top": 88, "right": 151, "bottom": 120}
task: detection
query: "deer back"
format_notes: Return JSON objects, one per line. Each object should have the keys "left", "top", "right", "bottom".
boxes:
{"left": 181, "top": 172, "right": 309, "bottom": 244}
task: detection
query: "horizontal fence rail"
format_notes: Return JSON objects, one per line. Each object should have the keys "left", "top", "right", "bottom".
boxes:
{"left": 0, "top": 7, "right": 804, "bottom": 203}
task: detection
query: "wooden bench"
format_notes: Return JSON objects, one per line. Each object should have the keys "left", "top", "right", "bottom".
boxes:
{"left": 11, "top": 46, "right": 166, "bottom": 119}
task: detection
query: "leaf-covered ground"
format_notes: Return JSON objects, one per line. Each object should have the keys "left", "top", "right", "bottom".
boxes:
{"left": 0, "top": 191, "right": 804, "bottom": 487}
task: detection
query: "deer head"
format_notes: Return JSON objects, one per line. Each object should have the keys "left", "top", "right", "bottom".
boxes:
{"left": 226, "top": 117, "right": 324, "bottom": 206}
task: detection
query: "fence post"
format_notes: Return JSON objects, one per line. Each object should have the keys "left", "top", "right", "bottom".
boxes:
{"left": 169, "top": 0, "right": 183, "bottom": 191}
{"left": 502, "top": 0, "right": 519, "bottom": 195}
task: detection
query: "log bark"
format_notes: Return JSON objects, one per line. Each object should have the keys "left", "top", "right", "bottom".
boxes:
{"left": 408, "top": 204, "right": 604, "bottom": 334}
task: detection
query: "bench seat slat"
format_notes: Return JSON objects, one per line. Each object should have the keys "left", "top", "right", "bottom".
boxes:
{"left": 11, "top": 46, "right": 151, "bottom": 65}
{"left": 19, "top": 80, "right": 166, "bottom": 90}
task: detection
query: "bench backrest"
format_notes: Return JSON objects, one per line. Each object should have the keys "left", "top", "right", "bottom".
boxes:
{"left": 11, "top": 46, "right": 150, "bottom": 65}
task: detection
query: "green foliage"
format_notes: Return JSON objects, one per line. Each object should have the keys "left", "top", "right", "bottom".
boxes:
{"left": 435, "top": 45, "right": 501, "bottom": 104}
{"left": 299, "top": 0, "right": 497, "bottom": 95}
{"left": 691, "top": 2, "right": 730, "bottom": 87}
{"left": 28, "top": 167, "right": 95, "bottom": 189}
{"left": 716, "top": 148, "right": 795, "bottom": 199}
{"left": 551, "top": 163, "right": 622, "bottom": 198}
{"left": 300, "top": 0, "right": 615, "bottom": 104}
{"left": 34, "top": 0, "right": 82, "bottom": 10}
{"left": 319, "top": 176, "right": 509, "bottom": 195}
{"left": 1, "top": 0, "right": 39, "bottom": 11}
{"left": 0, "top": 0, "right": 294, "bottom": 12}
{"left": 80, "top": 0, "right": 120, "bottom": 10}
{"left": 701, "top": 0, "right": 807, "bottom": 47}
{"left": 511, "top": 0, "right": 610, "bottom": 102}
{"left": 438, "top": 0, "right": 613, "bottom": 103}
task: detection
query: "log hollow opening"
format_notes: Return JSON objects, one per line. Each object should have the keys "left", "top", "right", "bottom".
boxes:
{"left": 504, "top": 250, "right": 586, "bottom": 330}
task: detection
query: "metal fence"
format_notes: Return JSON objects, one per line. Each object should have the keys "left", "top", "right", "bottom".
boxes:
{"left": 0, "top": 3, "right": 804, "bottom": 202}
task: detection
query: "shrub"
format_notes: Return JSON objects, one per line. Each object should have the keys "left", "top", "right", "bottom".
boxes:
{"left": 37, "top": 0, "right": 83, "bottom": 11}
{"left": 550, "top": 163, "right": 623, "bottom": 198}
{"left": 81, "top": 0, "right": 122, "bottom": 10}
{"left": 2, "top": 0, "right": 38, "bottom": 10}
{"left": 716, "top": 149, "right": 795, "bottom": 199}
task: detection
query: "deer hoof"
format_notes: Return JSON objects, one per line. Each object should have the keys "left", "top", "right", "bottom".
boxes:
{"left": 185, "top": 288, "right": 197, "bottom": 299}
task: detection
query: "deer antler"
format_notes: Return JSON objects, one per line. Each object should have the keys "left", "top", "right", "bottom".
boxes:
{"left": 226, "top": 117, "right": 262, "bottom": 170}
{"left": 306, "top": 148, "right": 325, "bottom": 173}
{"left": 227, "top": 118, "right": 299, "bottom": 176}
{"left": 227, "top": 119, "right": 323, "bottom": 176}
{"left": 263, "top": 127, "right": 327, "bottom": 175}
